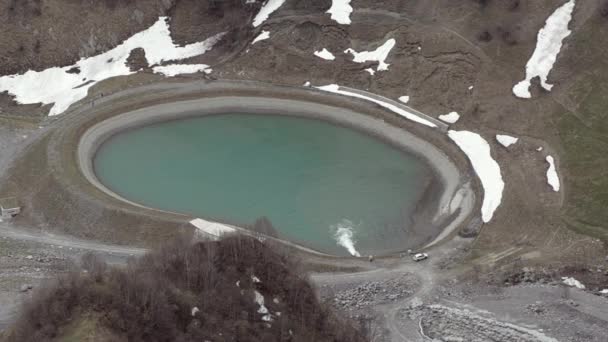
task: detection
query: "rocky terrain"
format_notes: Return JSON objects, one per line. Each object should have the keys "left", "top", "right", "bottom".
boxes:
{"left": 0, "top": 0, "right": 607, "bottom": 341}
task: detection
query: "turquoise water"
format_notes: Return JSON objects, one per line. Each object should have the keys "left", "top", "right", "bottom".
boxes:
{"left": 94, "top": 114, "right": 431, "bottom": 256}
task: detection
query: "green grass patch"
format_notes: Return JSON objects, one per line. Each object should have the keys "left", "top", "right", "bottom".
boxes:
{"left": 558, "top": 71, "right": 608, "bottom": 241}
{"left": 555, "top": 14, "right": 608, "bottom": 241}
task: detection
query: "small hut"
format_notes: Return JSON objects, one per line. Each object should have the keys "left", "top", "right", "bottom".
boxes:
{"left": 0, "top": 197, "right": 20, "bottom": 219}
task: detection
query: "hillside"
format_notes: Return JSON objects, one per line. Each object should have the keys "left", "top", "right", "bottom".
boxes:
{"left": 3, "top": 236, "right": 364, "bottom": 342}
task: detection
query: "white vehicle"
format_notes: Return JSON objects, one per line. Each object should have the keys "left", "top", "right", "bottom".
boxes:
{"left": 412, "top": 253, "right": 428, "bottom": 262}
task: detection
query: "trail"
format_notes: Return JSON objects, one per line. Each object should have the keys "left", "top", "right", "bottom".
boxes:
{"left": 0, "top": 223, "right": 147, "bottom": 257}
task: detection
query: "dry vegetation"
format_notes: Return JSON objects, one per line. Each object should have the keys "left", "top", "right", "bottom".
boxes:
{"left": 6, "top": 236, "right": 365, "bottom": 342}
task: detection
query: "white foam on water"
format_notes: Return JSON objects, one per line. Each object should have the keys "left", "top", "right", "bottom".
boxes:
{"left": 332, "top": 219, "right": 361, "bottom": 257}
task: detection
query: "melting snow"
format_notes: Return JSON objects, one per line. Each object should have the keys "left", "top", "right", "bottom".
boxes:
{"left": 512, "top": 0, "right": 575, "bottom": 98}
{"left": 190, "top": 218, "right": 237, "bottom": 237}
{"left": 0, "top": 17, "right": 223, "bottom": 116}
{"left": 562, "top": 277, "right": 585, "bottom": 289}
{"left": 252, "top": 0, "right": 287, "bottom": 27}
{"left": 314, "top": 48, "right": 335, "bottom": 60}
{"left": 398, "top": 96, "right": 410, "bottom": 104}
{"left": 545, "top": 156, "right": 560, "bottom": 192}
{"left": 252, "top": 30, "right": 270, "bottom": 44}
{"left": 448, "top": 130, "right": 504, "bottom": 222}
{"left": 254, "top": 291, "right": 273, "bottom": 321}
{"left": 438, "top": 112, "right": 460, "bottom": 124}
{"left": 344, "top": 38, "right": 396, "bottom": 71}
{"left": 496, "top": 134, "right": 519, "bottom": 148}
{"left": 315, "top": 84, "right": 436, "bottom": 128}
{"left": 327, "top": 0, "right": 353, "bottom": 25}
{"left": 152, "top": 64, "right": 211, "bottom": 77}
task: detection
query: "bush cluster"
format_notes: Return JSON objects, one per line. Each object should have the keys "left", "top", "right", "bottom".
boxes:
{"left": 8, "top": 235, "right": 364, "bottom": 342}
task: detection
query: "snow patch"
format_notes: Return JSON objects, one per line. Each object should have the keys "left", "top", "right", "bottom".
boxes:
{"left": 364, "top": 68, "right": 375, "bottom": 75}
{"left": 496, "top": 134, "right": 519, "bottom": 148}
{"left": 512, "top": 0, "right": 575, "bottom": 98}
{"left": 438, "top": 112, "right": 460, "bottom": 124}
{"left": 448, "top": 130, "right": 504, "bottom": 222}
{"left": 600, "top": 289, "right": 608, "bottom": 294}
{"left": 315, "top": 84, "right": 436, "bottom": 127}
{"left": 314, "top": 48, "right": 335, "bottom": 60}
{"left": 190, "top": 218, "right": 237, "bottom": 237}
{"left": 251, "top": 275, "right": 261, "bottom": 283}
{"left": 398, "top": 96, "right": 410, "bottom": 104}
{"left": 152, "top": 64, "right": 211, "bottom": 77}
{"left": 562, "top": 277, "right": 585, "bottom": 289}
{"left": 303, "top": 81, "right": 311, "bottom": 87}
{"left": 254, "top": 290, "right": 273, "bottom": 321}
{"left": 344, "top": 38, "right": 396, "bottom": 71}
{"left": 331, "top": 219, "right": 361, "bottom": 257}
{"left": 0, "top": 17, "right": 223, "bottom": 116}
{"left": 253, "top": 0, "right": 286, "bottom": 27}
{"left": 327, "top": 0, "right": 353, "bottom": 25}
{"left": 545, "top": 156, "right": 560, "bottom": 192}
{"left": 252, "top": 30, "right": 270, "bottom": 44}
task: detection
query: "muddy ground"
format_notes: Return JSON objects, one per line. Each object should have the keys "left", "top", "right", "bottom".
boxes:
{"left": 0, "top": 0, "right": 607, "bottom": 341}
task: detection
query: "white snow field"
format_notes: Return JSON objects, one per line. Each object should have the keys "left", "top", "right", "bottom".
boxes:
{"left": 512, "top": 0, "right": 575, "bottom": 98}
{"left": 0, "top": 17, "right": 223, "bottom": 116}
{"left": 344, "top": 38, "right": 396, "bottom": 71}
{"left": 152, "top": 64, "right": 211, "bottom": 77}
{"left": 316, "top": 84, "right": 436, "bottom": 128}
{"left": 448, "top": 130, "right": 504, "bottom": 223}
{"left": 496, "top": 134, "right": 519, "bottom": 148}
{"left": 327, "top": 0, "right": 353, "bottom": 25}
{"left": 190, "top": 218, "right": 237, "bottom": 237}
{"left": 314, "top": 48, "right": 336, "bottom": 60}
{"left": 546, "top": 156, "right": 560, "bottom": 191}
{"left": 562, "top": 277, "right": 585, "bottom": 289}
{"left": 438, "top": 111, "right": 460, "bottom": 124}
{"left": 252, "top": 0, "right": 287, "bottom": 27}
{"left": 252, "top": 30, "right": 270, "bottom": 44}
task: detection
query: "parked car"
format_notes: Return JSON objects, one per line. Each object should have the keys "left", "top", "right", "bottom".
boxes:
{"left": 412, "top": 253, "right": 428, "bottom": 262}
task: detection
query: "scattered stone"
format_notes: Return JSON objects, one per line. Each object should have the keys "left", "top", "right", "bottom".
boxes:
{"left": 331, "top": 274, "right": 418, "bottom": 310}
{"left": 526, "top": 302, "right": 546, "bottom": 315}
{"left": 20, "top": 284, "right": 33, "bottom": 292}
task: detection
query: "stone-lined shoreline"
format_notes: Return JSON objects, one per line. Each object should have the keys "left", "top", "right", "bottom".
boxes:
{"left": 1, "top": 79, "right": 479, "bottom": 255}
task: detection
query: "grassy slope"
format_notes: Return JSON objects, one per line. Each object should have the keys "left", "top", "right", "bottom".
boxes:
{"left": 558, "top": 13, "right": 608, "bottom": 240}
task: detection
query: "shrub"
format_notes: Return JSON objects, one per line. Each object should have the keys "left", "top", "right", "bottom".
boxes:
{"left": 7, "top": 235, "right": 365, "bottom": 342}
